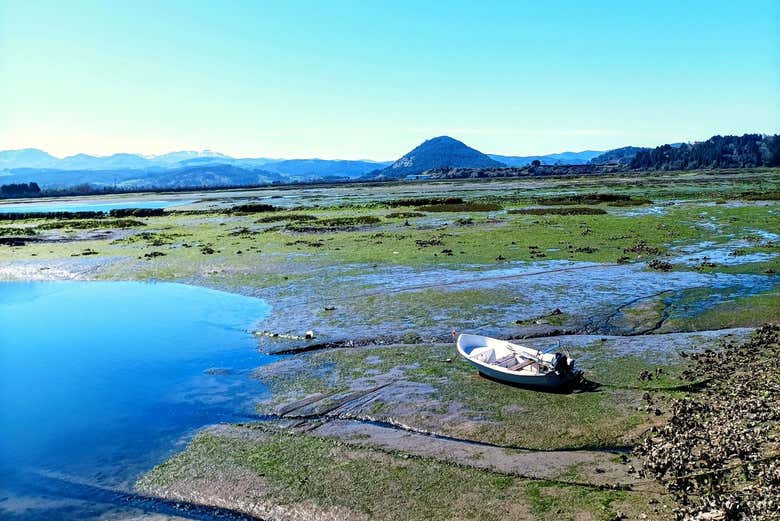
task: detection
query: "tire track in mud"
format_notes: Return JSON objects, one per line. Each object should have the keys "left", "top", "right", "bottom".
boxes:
{"left": 257, "top": 383, "right": 631, "bottom": 455}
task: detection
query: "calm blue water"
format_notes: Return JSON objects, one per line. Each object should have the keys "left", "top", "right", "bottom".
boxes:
{"left": 0, "top": 199, "right": 193, "bottom": 213}
{"left": 0, "top": 281, "right": 272, "bottom": 519}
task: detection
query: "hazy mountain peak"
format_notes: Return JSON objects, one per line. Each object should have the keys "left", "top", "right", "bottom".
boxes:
{"left": 382, "top": 136, "right": 504, "bottom": 176}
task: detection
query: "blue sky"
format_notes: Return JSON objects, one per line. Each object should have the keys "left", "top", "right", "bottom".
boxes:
{"left": 1, "top": 1, "right": 778, "bottom": 159}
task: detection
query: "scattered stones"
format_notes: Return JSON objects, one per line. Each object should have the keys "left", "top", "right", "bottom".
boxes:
{"left": 254, "top": 330, "right": 311, "bottom": 341}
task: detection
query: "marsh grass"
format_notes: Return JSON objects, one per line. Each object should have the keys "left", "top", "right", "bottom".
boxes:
{"left": 141, "top": 431, "right": 522, "bottom": 521}
{"left": 0, "top": 227, "right": 37, "bottom": 236}
{"left": 37, "top": 218, "right": 145, "bottom": 229}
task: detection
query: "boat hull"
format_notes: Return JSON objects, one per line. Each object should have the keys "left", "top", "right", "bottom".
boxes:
{"left": 464, "top": 357, "right": 572, "bottom": 388}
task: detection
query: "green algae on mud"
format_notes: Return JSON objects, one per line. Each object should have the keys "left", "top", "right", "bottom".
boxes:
{"left": 139, "top": 429, "right": 523, "bottom": 521}
{"left": 659, "top": 288, "right": 780, "bottom": 332}
{"left": 2, "top": 174, "right": 778, "bottom": 279}
{"left": 138, "top": 427, "right": 664, "bottom": 521}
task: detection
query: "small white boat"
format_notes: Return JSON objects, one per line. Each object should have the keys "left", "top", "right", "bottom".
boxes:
{"left": 456, "top": 333, "right": 581, "bottom": 388}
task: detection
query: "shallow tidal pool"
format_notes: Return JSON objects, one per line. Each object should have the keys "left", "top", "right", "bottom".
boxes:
{"left": 0, "top": 281, "right": 271, "bottom": 519}
{"left": 0, "top": 198, "right": 193, "bottom": 214}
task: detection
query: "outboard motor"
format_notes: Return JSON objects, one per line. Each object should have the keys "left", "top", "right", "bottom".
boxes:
{"left": 553, "top": 353, "right": 569, "bottom": 374}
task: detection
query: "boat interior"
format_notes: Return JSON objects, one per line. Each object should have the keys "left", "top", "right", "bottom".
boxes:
{"left": 468, "top": 345, "right": 549, "bottom": 374}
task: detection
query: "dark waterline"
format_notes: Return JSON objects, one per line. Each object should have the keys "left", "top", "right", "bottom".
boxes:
{"left": 0, "top": 281, "right": 272, "bottom": 520}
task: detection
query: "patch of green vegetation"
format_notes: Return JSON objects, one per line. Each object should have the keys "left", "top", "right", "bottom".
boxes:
{"left": 0, "top": 226, "right": 37, "bottom": 236}
{"left": 287, "top": 215, "right": 382, "bottom": 232}
{"left": 141, "top": 431, "right": 521, "bottom": 521}
{"left": 37, "top": 218, "right": 145, "bottom": 229}
{"left": 525, "top": 481, "right": 625, "bottom": 521}
{"left": 738, "top": 190, "right": 780, "bottom": 201}
{"left": 586, "top": 354, "right": 689, "bottom": 389}
{"left": 662, "top": 289, "right": 780, "bottom": 331}
{"left": 433, "top": 362, "right": 644, "bottom": 449}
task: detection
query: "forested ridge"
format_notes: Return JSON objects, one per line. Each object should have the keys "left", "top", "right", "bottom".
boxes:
{"left": 630, "top": 134, "right": 779, "bottom": 170}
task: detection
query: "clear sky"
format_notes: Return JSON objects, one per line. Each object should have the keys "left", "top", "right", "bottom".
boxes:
{"left": 1, "top": 1, "right": 778, "bottom": 160}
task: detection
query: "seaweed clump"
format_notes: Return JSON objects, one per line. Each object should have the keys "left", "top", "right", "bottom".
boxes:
{"left": 230, "top": 203, "right": 279, "bottom": 213}
{"left": 386, "top": 197, "right": 464, "bottom": 207}
{"left": 286, "top": 215, "right": 381, "bottom": 232}
{"left": 534, "top": 193, "right": 651, "bottom": 206}
{"left": 417, "top": 202, "right": 501, "bottom": 212}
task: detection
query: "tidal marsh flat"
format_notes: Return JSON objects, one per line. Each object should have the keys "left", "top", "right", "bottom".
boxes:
{"left": 1, "top": 168, "right": 778, "bottom": 520}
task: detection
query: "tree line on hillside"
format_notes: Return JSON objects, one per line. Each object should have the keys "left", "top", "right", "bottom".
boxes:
{"left": 630, "top": 134, "right": 780, "bottom": 170}
{"left": 0, "top": 182, "right": 41, "bottom": 197}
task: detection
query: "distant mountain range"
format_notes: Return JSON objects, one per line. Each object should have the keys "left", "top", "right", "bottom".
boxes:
{"left": 0, "top": 149, "right": 391, "bottom": 189}
{"left": 2, "top": 133, "right": 776, "bottom": 191}
{"left": 489, "top": 150, "right": 603, "bottom": 166}
{"left": 0, "top": 140, "right": 607, "bottom": 189}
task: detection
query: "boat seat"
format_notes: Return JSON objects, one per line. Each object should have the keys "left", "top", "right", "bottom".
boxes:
{"left": 508, "top": 359, "right": 535, "bottom": 372}
{"left": 494, "top": 353, "right": 517, "bottom": 368}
